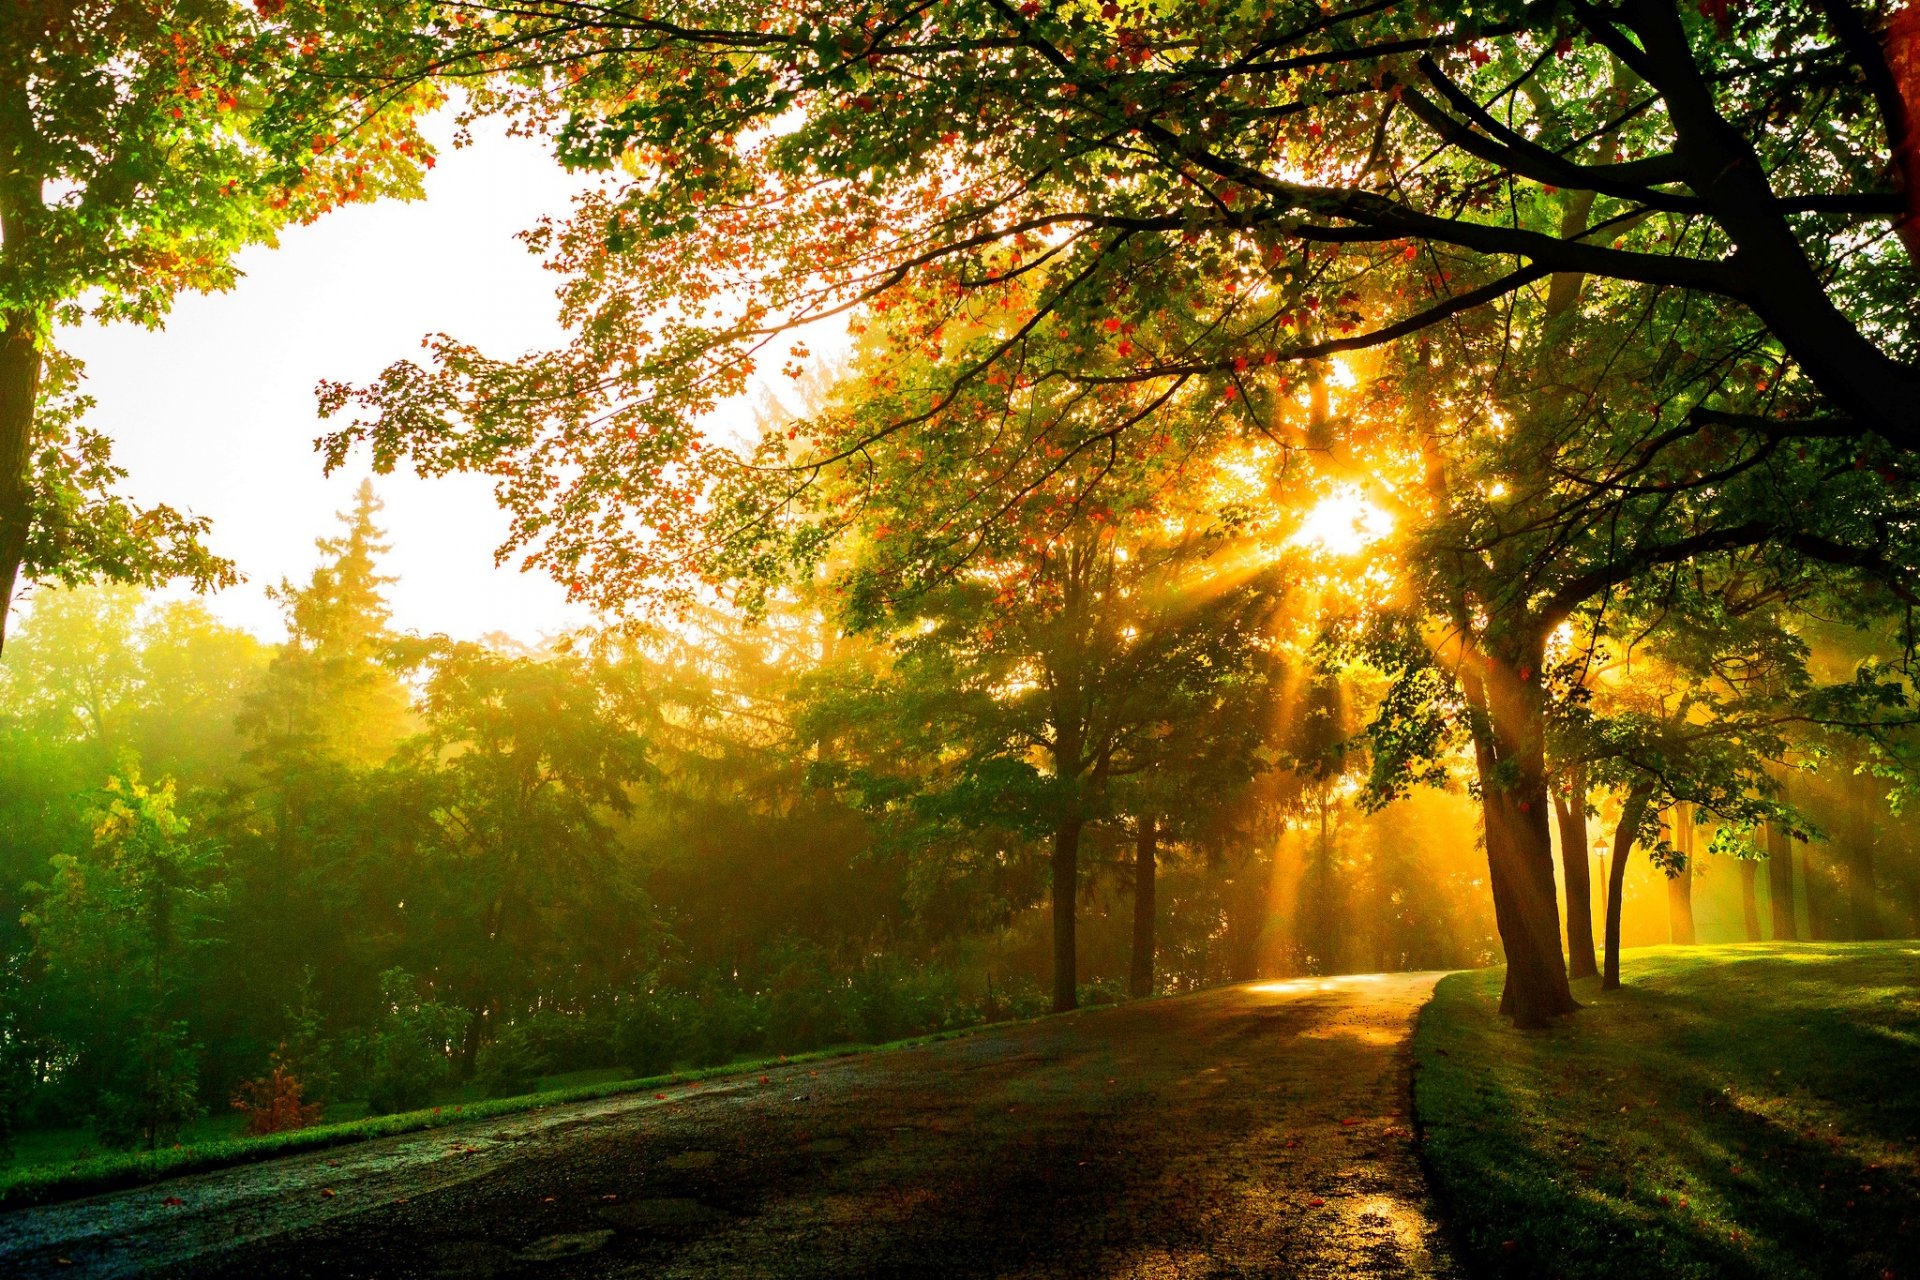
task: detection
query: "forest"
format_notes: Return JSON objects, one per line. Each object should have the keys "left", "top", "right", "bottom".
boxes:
{"left": 0, "top": 2, "right": 1918, "bottom": 1275}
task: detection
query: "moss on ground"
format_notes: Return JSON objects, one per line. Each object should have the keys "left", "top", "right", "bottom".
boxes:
{"left": 1413, "top": 942, "right": 1920, "bottom": 1280}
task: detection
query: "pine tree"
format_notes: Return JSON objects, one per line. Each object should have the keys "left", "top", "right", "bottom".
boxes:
{"left": 241, "top": 481, "right": 411, "bottom": 770}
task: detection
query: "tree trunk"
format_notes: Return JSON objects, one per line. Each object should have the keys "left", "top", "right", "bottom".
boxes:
{"left": 1553, "top": 769, "right": 1598, "bottom": 980}
{"left": 1667, "top": 805, "right": 1697, "bottom": 946}
{"left": 1128, "top": 813, "right": 1157, "bottom": 999}
{"left": 0, "top": 310, "right": 42, "bottom": 654}
{"left": 1843, "top": 774, "right": 1884, "bottom": 940}
{"left": 1051, "top": 815, "right": 1083, "bottom": 1013}
{"left": 1765, "top": 818, "right": 1798, "bottom": 940}
{"left": 1603, "top": 785, "right": 1656, "bottom": 991}
{"left": 1473, "top": 647, "right": 1576, "bottom": 1028}
{"left": 1738, "top": 859, "right": 1761, "bottom": 942}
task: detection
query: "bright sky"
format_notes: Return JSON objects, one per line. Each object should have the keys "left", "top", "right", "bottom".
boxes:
{"left": 50, "top": 116, "right": 603, "bottom": 644}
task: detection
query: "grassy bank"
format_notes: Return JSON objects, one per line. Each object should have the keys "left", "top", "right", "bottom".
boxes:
{"left": 0, "top": 1026, "right": 989, "bottom": 1210}
{"left": 1413, "top": 942, "right": 1920, "bottom": 1280}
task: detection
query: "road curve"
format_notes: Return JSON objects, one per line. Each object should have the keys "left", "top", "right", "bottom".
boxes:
{"left": 0, "top": 972, "right": 1462, "bottom": 1279}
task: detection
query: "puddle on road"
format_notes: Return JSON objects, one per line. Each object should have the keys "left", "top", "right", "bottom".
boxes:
{"left": 519, "top": 1229, "right": 615, "bottom": 1261}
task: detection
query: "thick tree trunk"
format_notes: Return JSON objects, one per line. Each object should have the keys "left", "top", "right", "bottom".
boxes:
{"left": 1472, "top": 635, "right": 1576, "bottom": 1028}
{"left": 1553, "top": 769, "right": 1598, "bottom": 980}
{"left": 0, "top": 310, "right": 41, "bottom": 654}
{"left": 1129, "top": 813, "right": 1157, "bottom": 999}
{"left": 1739, "top": 859, "right": 1762, "bottom": 942}
{"left": 1602, "top": 785, "right": 1655, "bottom": 991}
{"left": 1667, "top": 805, "right": 1697, "bottom": 946}
{"left": 1051, "top": 815, "right": 1083, "bottom": 1013}
{"left": 1765, "top": 818, "right": 1798, "bottom": 940}
{"left": 1843, "top": 775, "right": 1884, "bottom": 941}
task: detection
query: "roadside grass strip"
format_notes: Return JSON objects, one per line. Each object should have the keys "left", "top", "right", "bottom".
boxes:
{"left": 1413, "top": 942, "right": 1920, "bottom": 1280}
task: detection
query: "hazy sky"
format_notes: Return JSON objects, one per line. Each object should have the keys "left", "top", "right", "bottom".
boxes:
{"left": 51, "top": 116, "right": 605, "bottom": 644}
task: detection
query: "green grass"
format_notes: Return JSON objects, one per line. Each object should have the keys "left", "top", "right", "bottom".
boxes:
{"left": 0, "top": 1026, "right": 991, "bottom": 1211}
{"left": 1413, "top": 942, "right": 1920, "bottom": 1280}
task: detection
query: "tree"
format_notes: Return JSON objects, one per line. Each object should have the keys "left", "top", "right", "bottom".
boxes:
{"left": 325, "top": 2, "right": 1920, "bottom": 601}
{"left": 21, "top": 775, "right": 223, "bottom": 1148}
{"left": 322, "top": 0, "right": 1920, "bottom": 1023}
{"left": 395, "top": 639, "right": 652, "bottom": 1070}
{"left": 0, "top": 1, "right": 435, "bottom": 648}
{"left": 1565, "top": 606, "right": 1819, "bottom": 989}
{"left": 242, "top": 480, "right": 413, "bottom": 769}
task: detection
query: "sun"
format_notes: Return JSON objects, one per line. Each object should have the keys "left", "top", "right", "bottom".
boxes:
{"left": 1290, "top": 485, "right": 1395, "bottom": 557}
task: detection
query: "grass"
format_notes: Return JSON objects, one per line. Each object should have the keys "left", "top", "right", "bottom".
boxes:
{"left": 0, "top": 1025, "right": 992, "bottom": 1211}
{"left": 1413, "top": 942, "right": 1920, "bottom": 1280}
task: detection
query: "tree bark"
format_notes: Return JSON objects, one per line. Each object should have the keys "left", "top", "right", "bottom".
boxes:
{"left": 1667, "top": 805, "right": 1697, "bottom": 946}
{"left": 1051, "top": 815, "right": 1083, "bottom": 1013}
{"left": 1553, "top": 768, "right": 1598, "bottom": 980}
{"left": 1470, "top": 635, "right": 1577, "bottom": 1027}
{"left": 1765, "top": 817, "right": 1798, "bottom": 940}
{"left": 1128, "top": 813, "right": 1157, "bottom": 999}
{"left": 0, "top": 309, "right": 41, "bottom": 654}
{"left": 1603, "top": 784, "right": 1656, "bottom": 990}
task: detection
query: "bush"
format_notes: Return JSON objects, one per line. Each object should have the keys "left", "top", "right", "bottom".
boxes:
{"left": 764, "top": 941, "right": 848, "bottom": 1052}
{"left": 474, "top": 1024, "right": 546, "bottom": 1099}
{"left": 687, "top": 981, "right": 765, "bottom": 1066}
{"left": 613, "top": 987, "right": 699, "bottom": 1077}
{"left": 92, "top": 1020, "right": 203, "bottom": 1151}
{"left": 231, "top": 1047, "right": 324, "bottom": 1135}
{"left": 848, "top": 955, "right": 959, "bottom": 1043}
{"left": 978, "top": 973, "right": 1050, "bottom": 1024}
{"left": 365, "top": 969, "right": 469, "bottom": 1117}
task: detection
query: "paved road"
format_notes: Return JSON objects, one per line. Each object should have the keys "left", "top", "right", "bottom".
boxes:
{"left": 0, "top": 973, "right": 1462, "bottom": 1279}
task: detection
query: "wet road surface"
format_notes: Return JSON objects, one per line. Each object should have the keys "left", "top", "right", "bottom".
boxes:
{"left": 0, "top": 973, "right": 1462, "bottom": 1278}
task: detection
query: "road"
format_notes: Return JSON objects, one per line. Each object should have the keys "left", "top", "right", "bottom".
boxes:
{"left": 0, "top": 973, "right": 1462, "bottom": 1279}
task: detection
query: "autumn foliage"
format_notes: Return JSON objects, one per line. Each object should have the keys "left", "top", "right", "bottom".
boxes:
{"left": 231, "top": 1049, "right": 324, "bottom": 1137}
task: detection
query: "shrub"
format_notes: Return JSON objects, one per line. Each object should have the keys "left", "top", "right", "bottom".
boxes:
{"left": 231, "top": 1047, "right": 324, "bottom": 1136}
{"left": 979, "top": 973, "right": 1050, "bottom": 1024}
{"left": 686, "top": 981, "right": 765, "bottom": 1067}
{"left": 92, "top": 1020, "right": 203, "bottom": 1151}
{"left": 366, "top": 969, "right": 469, "bottom": 1117}
{"left": 474, "top": 1024, "right": 546, "bottom": 1099}
{"left": 613, "top": 986, "right": 698, "bottom": 1076}
{"left": 764, "top": 942, "right": 848, "bottom": 1052}
{"left": 848, "top": 955, "right": 959, "bottom": 1043}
